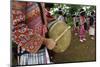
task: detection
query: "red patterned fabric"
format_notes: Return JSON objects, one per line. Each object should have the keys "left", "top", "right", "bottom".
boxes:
{"left": 79, "top": 16, "right": 86, "bottom": 39}
{"left": 12, "top": 2, "right": 47, "bottom": 53}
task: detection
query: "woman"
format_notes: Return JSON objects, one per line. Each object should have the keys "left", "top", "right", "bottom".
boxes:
{"left": 72, "top": 15, "right": 79, "bottom": 35}
{"left": 89, "top": 11, "right": 95, "bottom": 40}
{"left": 79, "top": 9, "right": 86, "bottom": 42}
{"left": 57, "top": 9, "right": 65, "bottom": 22}
{"left": 12, "top": 1, "right": 56, "bottom": 65}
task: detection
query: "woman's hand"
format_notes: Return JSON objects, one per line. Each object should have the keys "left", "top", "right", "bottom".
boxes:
{"left": 43, "top": 38, "right": 56, "bottom": 50}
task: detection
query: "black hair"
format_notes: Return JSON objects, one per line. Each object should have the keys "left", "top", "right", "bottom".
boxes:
{"left": 72, "top": 15, "right": 76, "bottom": 17}
{"left": 80, "top": 9, "right": 85, "bottom": 16}
{"left": 80, "top": 11, "right": 85, "bottom": 16}
{"left": 76, "top": 15, "right": 79, "bottom": 17}
{"left": 80, "top": 9, "right": 84, "bottom": 12}
{"left": 45, "top": 3, "right": 54, "bottom": 8}
{"left": 91, "top": 11, "right": 94, "bottom": 15}
{"left": 59, "top": 8, "right": 62, "bottom": 10}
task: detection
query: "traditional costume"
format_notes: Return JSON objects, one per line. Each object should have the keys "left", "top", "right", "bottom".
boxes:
{"left": 12, "top": 1, "right": 55, "bottom": 65}
{"left": 89, "top": 12, "right": 95, "bottom": 39}
{"left": 79, "top": 9, "right": 86, "bottom": 42}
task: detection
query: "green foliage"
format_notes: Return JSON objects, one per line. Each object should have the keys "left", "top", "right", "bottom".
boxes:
{"left": 49, "top": 3, "right": 96, "bottom": 26}
{"left": 67, "top": 17, "right": 73, "bottom": 26}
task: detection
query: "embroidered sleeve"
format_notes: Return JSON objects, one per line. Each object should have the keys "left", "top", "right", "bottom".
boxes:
{"left": 12, "top": 2, "right": 45, "bottom": 53}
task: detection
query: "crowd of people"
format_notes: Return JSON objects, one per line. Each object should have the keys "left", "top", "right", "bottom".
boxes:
{"left": 52, "top": 7, "right": 96, "bottom": 43}
{"left": 72, "top": 9, "right": 96, "bottom": 42}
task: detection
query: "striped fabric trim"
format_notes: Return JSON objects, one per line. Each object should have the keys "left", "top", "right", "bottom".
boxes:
{"left": 19, "top": 48, "right": 50, "bottom": 65}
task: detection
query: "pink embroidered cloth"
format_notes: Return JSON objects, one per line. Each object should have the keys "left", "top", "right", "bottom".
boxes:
{"left": 12, "top": 2, "right": 47, "bottom": 53}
